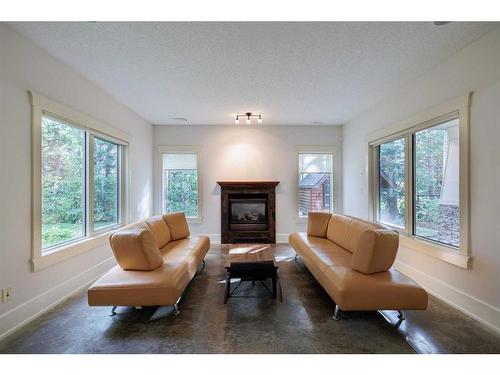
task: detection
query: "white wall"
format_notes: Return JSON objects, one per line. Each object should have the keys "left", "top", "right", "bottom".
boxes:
{"left": 343, "top": 27, "right": 500, "bottom": 331}
{"left": 154, "top": 125, "right": 342, "bottom": 241}
{"left": 0, "top": 24, "right": 154, "bottom": 338}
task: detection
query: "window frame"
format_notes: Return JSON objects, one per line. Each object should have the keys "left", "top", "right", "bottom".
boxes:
{"left": 296, "top": 146, "right": 341, "bottom": 223}
{"left": 368, "top": 93, "right": 471, "bottom": 268}
{"left": 156, "top": 145, "right": 202, "bottom": 223}
{"left": 30, "top": 91, "right": 130, "bottom": 272}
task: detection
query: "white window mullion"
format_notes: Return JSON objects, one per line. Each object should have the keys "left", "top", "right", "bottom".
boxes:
{"left": 405, "top": 134, "right": 413, "bottom": 236}
{"left": 87, "top": 134, "right": 95, "bottom": 237}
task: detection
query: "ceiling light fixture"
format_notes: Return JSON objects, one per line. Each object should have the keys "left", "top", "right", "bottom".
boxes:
{"left": 235, "top": 112, "right": 263, "bottom": 125}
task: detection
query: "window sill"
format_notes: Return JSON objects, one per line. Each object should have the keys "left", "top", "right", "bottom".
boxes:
{"left": 31, "top": 230, "right": 118, "bottom": 272}
{"left": 187, "top": 216, "right": 202, "bottom": 224}
{"left": 399, "top": 235, "right": 471, "bottom": 269}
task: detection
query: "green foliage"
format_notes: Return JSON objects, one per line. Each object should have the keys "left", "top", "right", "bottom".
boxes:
{"left": 379, "top": 138, "right": 405, "bottom": 226}
{"left": 415, "top": 128, "right": 445, "bottom": 230}
{"left": 41, "top": 117, "right": 119, "bottom": 248}
{"left": 93, "top": 137, "right": 118, "bottom": 227}
{"left": 164, "top": 170, "right": 198, "bottom": 217}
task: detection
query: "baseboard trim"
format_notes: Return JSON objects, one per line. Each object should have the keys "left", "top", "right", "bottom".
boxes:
{"left": 0, "top": 256, "right": 116, "bottom": 341}
{"left": 395, "top": 260, "right": 500, "bottom": 334}
{"left": 276, "top": 234, "right": 289, "bottom": 243}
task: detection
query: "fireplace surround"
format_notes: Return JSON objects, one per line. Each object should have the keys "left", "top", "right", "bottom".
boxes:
{"left": 217, "top": 181, "right": 279, "bottom": 243}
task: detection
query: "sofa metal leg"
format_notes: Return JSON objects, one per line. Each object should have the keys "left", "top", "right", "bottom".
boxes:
{"left": 332, "top": 305, "right": 341, "bottom": 321}
{"left": 202, "top": 259, "right": 206, "bottom": 271}
{"left": 173, "top": 296, "right": 181, "bottom": 315}
{"left": 109, "top": 306, "right": 117, "bottom": 316}
{"left": 294, "top": 253, "right": 298, "bottom": 262}
{"left": 397, "top": 310, "right": 405, "bottom": 321}
{"left": 378, "top": 310, "right": 405, "bottom": 327}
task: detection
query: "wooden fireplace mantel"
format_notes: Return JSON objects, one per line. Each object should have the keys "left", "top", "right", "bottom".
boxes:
{"left": 217, "top": 181, "right": 280, "bottom": 188}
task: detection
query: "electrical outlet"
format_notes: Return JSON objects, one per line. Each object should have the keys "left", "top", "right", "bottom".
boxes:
{"left": 2, "top": 288, "right": 12, "bottom": 303}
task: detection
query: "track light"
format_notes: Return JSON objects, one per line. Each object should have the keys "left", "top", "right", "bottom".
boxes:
{"left": 234, "top": 112, "right": 263, "bottom": 125}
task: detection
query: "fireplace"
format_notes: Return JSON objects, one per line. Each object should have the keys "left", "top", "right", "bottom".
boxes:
{"left": 218, "top": 181, "right": 279, "bottom": 243}
{"left": 229, "top": 195, "right": 267, "bottom": 231}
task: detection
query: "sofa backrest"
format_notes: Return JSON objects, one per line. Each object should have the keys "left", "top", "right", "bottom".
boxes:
{"left": 326, "top": 214, "right": 383, "bottom": 254}
{"left": 163, "top": 212, "right": 191, "bottom": 240}
{"left": 307, "top": 212, "right": 332, "bottom": 237}
{"left": 307, "top": 212, "right": 399, "bottom": 274}
{"left": 146, "top": 215, "right": 172, "bottom": 247}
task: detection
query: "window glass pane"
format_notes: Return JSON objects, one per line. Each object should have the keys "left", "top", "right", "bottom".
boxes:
{"left": 378, "top": 138, "right": 405, "bottom": 228}
{"left": 41, "top": 115, "right": 85, "bottom": 250}
{"left": 414, "top": 119, "right": 459, "bottom": 247}
{"left": 298, "top": 153, "right": 333, "bottom": 216}
{"left": 93, "top": 137, "right": 119, "bottom": 230}
{"left": 163, "top": 153, "right": 198, "bottom": 217}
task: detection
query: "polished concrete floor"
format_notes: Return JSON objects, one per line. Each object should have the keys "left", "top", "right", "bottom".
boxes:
{"left": 1, "top": 244, "right": 499, "bottom": 354}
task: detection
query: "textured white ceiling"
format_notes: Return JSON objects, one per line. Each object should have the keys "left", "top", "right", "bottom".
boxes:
{"left": 9, "top": 22, "right": 498, "bottom": 125}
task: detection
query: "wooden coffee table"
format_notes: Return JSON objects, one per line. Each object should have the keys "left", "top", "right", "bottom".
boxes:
{"left": 224, "top": 244, "right": 282, "bottom": 303}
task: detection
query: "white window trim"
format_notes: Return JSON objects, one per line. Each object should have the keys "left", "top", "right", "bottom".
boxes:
{"left": 155, "top": 145, "right": 202, "bottom": 223}
{"left": 30, "top": 91, "right": 130, "bottom": 272}
{"left": 296, "top": 145, "right": 341, "bottom": 223}
{"left": 367, "top": 93, "right": 471, "bottom": 269}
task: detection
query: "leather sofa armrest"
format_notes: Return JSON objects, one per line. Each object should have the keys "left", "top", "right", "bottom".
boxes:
{"left": 351, "top": 229, "right": 399, "bottom": 274}
{"left": 110, "top": 227, "right": 164, "bottom": 271}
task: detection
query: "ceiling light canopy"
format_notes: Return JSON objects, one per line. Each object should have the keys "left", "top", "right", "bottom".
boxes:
{"left": 235, "top": 112, "right": 263, "bottom": 125}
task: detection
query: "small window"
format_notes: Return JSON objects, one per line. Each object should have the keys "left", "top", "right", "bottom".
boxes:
{"left": 298, "top": 152, "right": 333, "bottom": 217}
{"left": 378, "top": 138, "right": 406, "bottom": 228}
{"left": 162, "top": 152, "right": 199, "bottom": 218}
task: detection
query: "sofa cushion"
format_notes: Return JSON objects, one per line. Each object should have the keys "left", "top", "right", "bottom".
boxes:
{"left": 318, "top": 265, "right": 428, "bottom": 311}
{"left": 307, "top": 212, "right": 332, "bottom": 237}
{"left": 163, "top": 212, "right": 190, "bottom": 240}
{"left": 160, "top": 235, "right": 210, "bottom": 276}
{"left": 146, "top": 215, "right": 172, "bottom": 247}
{"left": 326, "top": 214, "right": 380, "bottom": 253}
{"left": 109, "top": 225, "right": 163, "bottom": 271}
{"left": 351, "top": 229, "right": 399, "bottom": 274}
{"left": 88, "top": 262, "right": 191, "bottom": 306}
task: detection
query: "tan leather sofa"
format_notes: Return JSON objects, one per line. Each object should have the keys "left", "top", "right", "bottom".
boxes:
{"left": 289, "top": 213, "right": 428, "bottom": 321}
{"left": 88, "top": 212, "right": 210, "bottom": 315}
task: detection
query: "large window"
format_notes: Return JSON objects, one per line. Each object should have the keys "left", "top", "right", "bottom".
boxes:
{"left": 41, "top": 115, "right": 123, "bottom": 252}
{"left": 32, "top": 91, "right": 129, "bottom": 270}
{"left": 369, "top": 94, "right": 470, "bottom": 268}
{"left": 298, "top": 152, "right": 333, "bottom": 217}
{"left": 162, "top": 152, "right": 199, "bottom": 219}
{"left": 373, "top": 119, "right": 459, "bottom": 248}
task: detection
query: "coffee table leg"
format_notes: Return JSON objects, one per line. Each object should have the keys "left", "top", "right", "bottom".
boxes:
{"left": 224, "top": 274, "right": 230, "bottom": 304}
{"left": 272, "top": 275, "right": 277, "bottom": 299}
